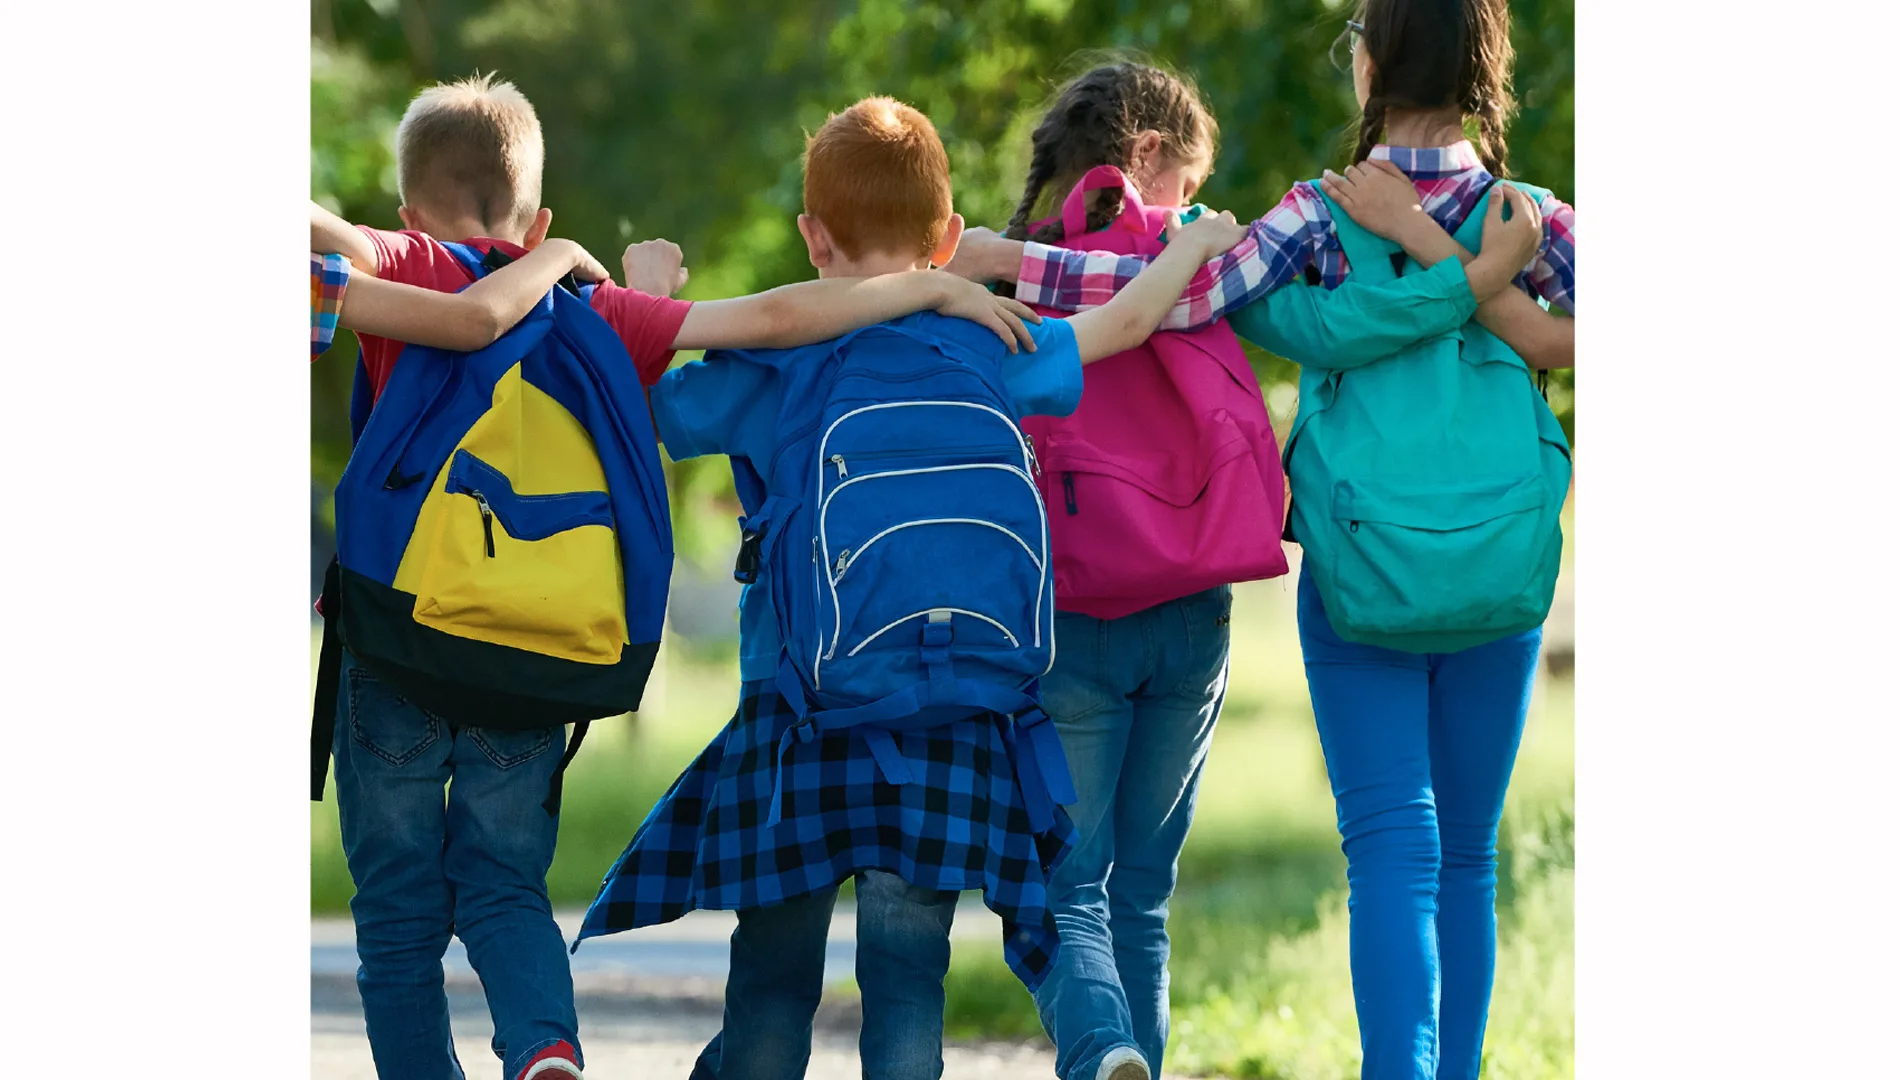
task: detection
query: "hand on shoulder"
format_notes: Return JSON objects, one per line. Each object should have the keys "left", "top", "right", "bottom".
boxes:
{"left": 1165, "top": 208, "right": 1245, "bottom": 260}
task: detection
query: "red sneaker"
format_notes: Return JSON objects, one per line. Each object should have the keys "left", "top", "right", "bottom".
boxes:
{"left": 517, "top": 1042, "right": 583, "bottom": 1080}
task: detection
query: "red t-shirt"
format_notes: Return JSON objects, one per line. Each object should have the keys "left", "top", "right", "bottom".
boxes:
{"left": 354, "top": 226, "right": 693, "bottom": 402}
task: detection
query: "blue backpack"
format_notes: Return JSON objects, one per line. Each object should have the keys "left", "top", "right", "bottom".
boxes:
{"left": 725, "top": 312, "right": 1074, "bottom": 830}
{"left": 1283, "top": 183, "right": 1572, "bottom": 654}
{"left": 311, "top": 243, "right": 673, "bottom": 810}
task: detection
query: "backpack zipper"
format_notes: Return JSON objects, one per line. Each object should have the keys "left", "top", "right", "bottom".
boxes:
{"left": 475, "top": 493, "right": 497, "bottom": 556}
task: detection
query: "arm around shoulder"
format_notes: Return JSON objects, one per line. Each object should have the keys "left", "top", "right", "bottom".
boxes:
{"left": 1233, "top": 257, "right": 1478, "bottom": 370}
{"left": 311, "top": 200, "right": 381, "bottom": 274}
{"left": 1063, "top": 210, "right": 1249, "bottom": 363}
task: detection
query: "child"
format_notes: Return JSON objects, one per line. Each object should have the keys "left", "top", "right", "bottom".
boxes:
{"left": 981, "top": 60, "right": 1547, "bottom": 1080}
{"left": 311, "top": 74, "right": 1047, "bottom": 1080}
{"left": 574, "top": 96, "right": 1245, "bottom": 1080}
{"left": 953, "top": 6, "right": 1577, "bottom": 1076}
{"left": 310, "top": 225, "right": 611, "bottom": 359}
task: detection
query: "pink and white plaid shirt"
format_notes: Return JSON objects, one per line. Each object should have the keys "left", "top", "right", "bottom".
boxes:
{"left": 1014, "top": 140, "right": 1576, "bottom": 330}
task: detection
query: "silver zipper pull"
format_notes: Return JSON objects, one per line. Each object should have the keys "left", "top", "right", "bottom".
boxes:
{"left": 833, "top": 548, "right": 850, "bottom": 579}
{"left": 1024, "top": 433, "right": 1041, "bottom": 476}
{"left": 830, "top": 454, "right": 848, "bottom": 478}
{"left": 474, "top": 493, "right": 496, "bottom": 558}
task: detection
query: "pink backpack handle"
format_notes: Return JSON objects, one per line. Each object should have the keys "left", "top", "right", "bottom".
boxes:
{"left": 1060, "top": 165, "right": 1148, "bottom": 239}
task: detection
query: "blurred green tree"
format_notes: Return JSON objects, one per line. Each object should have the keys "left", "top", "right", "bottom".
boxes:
{"left": 311, "top": 0, "right": 1573, "bottom": 561}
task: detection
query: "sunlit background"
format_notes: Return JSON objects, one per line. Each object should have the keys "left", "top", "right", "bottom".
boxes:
{"left": 311, "top": 2, "right": 1574, "bottom": 1076}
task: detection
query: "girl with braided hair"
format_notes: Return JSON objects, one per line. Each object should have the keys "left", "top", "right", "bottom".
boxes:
{"left": 954, "top": 6, "right": 1576, "bottom": 1078}
{"left": 979, "top": 49, "right": 1556, "bottom": 1080}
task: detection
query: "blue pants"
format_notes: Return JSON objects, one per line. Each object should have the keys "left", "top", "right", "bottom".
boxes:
{"left": 1296, "top": 567, "right": 1540, "bottom": 1080}
{"left": 332, "top": 649, "right": 578, "bottom": 1080}
{"left": 690, "top": 868, "right": 960, "bottom": 1080}
{"left": 1034, "top": 586, "right": 1232, "bottom": 1080}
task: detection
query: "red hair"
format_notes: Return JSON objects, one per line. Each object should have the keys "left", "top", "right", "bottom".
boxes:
{"left": 802, "top": 97, "right": 954, "bottom": 260}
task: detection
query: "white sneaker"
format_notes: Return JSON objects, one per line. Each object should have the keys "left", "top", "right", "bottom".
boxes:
{"left": 1095, "top": 1045, "right": 1151, "bottom": 1080}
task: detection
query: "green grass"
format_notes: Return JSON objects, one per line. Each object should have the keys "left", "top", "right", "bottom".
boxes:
{"left": 312, "top": 564, "right": 1575, "bottom": 1079}
{"left": 310, "top": 635, "right": 755, "bottom": 913}
{"left": 930, "top": 576, "right": 1577, "bottom": 1078}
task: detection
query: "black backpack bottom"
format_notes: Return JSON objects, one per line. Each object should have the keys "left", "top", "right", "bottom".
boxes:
{"left": 311, "top": 563, "right": 659, "bottom": 814}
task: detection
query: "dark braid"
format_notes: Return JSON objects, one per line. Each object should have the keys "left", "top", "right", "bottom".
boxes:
{"left": 1003, "top": 59, "right": 1217, "bottom": 248}
{"left": 1473, "top": 97, "right": 1512, "bottom": 177}
{"left": 1463, "top": 0, "right": 1517, "bottom": 177}
{"left": 1004, "top": 134, "right": 1061, "bottom": 242}
{"left": 1352, "top": 92, "right": 1387, "bottom": 166}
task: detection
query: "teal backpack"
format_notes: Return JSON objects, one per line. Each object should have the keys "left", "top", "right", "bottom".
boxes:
{"left": 1283, "top": 181, "right": 1572, "bottom": 654}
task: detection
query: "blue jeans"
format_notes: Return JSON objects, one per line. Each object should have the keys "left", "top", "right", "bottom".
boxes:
{"left": 1296, "top": 567, "right": 1540, "bottom": 1080}
{"left": 690, "top": 869, "right": 959, "bottom": 1080}
{"left": 1034, "top": 585, "right": 1233, "bottom": 1080}
{"left": 332, "top": 648, "right": 578, "bottom": 1080}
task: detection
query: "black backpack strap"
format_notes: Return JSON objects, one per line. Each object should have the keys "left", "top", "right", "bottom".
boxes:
{"left": 311, "top": 557, "right": 344, "bottom": 801}
{"left": 542, "top": 719, "right": 590, "bottom": 816}
{"left": 480, "top": 244, "right": 582, "bottom": 298}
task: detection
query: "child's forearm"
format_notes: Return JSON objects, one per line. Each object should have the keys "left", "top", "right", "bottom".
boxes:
{"left": 311, "top": 200, "right": 380, "bottom": 273}
{"left": 1385, "top": 218, "right": 1533, "bottom": 304}
{"left": 1065, "top": 241, "right": 1217, "bottom": 364}
{"left": 338, "top": 240, "right": 591, "bottom": 351}
{"left": 673, "top": 273, "right": 953, "bottom": 351}
{"left": 1475, "top": 289, "right": 1574, "bottom": 369}
{"left": 674, "top": 271, "right": 1039, "bottom": 354}
{"left": 1377, "top": 221, "right": 1572, "bottom": 368}
{"left": 1230, "top": 258, "right": 1477, "bottom": 371}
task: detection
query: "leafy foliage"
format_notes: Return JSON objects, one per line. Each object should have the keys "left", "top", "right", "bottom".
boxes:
{"left": 311, "top": 0, "right": 1573, "bottom": 554}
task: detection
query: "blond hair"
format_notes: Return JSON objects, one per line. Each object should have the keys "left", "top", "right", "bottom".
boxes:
{"left": 395, "top": 73, "right": 544, "bottom": 231}
{"left": 803, "top": 97, "right": 954, "bottom": 261}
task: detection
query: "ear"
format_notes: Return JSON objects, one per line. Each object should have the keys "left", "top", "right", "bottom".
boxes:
{"left": 797, "top": 213, "right": 833, "bottom": 269}
{"left": 397, "top": 205, "right": 422, "bottom": 233}
{"left": 523, "top": 207, "right": 553, "bottom": 249}
{"left": 1130, "top": 130, "right": 1164, "bottom": 172}
{"left": 927, "top": 213, "right": 965, "bottom": 269}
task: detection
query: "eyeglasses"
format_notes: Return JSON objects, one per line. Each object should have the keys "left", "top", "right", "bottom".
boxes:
{"left": 1329, "top": 20, "right": 1366, "bottom": 72}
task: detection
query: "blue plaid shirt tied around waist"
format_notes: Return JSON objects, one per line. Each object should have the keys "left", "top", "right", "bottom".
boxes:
{"left": 576, "top": 675, "right": 1079, "bottom": 992}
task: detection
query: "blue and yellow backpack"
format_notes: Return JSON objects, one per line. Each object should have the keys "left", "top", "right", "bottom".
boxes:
{"left": 1284, "top": 182, "right": 1572, "bottom": 654}
{"left": 311, "top": 244, "right": 672, "bottom": 810}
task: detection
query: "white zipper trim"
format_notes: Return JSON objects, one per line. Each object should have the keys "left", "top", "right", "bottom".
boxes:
{"left": 840, "top": 517, "right": 1043, "bottom": 578}
{"left": 821, "top": 462, "right": 1034, "bottom": 519}
{"left": 811, "top": 399, "right": 1053, "bottom": 672}
{"left": 819, "top": 465, "right": 1045, "bottom": 656}
{"left": 818, "top": 400, "right": 1033, "bottom": 478}
{"left": 846, "top": 608, "right": 1021, "bottom": 658}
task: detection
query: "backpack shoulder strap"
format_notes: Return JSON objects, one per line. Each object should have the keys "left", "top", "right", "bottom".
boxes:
{"left": 440, "top": 241, "right": 490, "bottom": 280}
{"left": 1313, "top": 182, "right": 1402, "bottom": 285}
{"left": 1448, "top": 179, "right": 1502, "bottom": 251}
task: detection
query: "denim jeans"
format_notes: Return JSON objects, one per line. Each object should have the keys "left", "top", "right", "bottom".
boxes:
{"left": 690, "top": 869, "right": 960, "bottom": 1080}
{"left": 1034, "top": 585, "right": 1233, "bottom": 1080}
{"left": 331, "top": 648, "right": 578, "bottom": 1080}
{"left": 1296, "top": 566, "right": 1540, "bottom": 1080}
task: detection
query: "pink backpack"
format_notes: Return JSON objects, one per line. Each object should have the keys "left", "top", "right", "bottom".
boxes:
{"left": 1023, "top": 165, "right": 1289, "bottom": 620}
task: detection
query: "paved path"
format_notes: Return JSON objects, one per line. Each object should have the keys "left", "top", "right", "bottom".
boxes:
{"left": 312, "top": 903, "right": 1066, "bottom": 1079}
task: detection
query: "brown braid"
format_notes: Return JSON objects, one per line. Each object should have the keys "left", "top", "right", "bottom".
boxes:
{"left": 1352, "top": 93, "right": 1388, "bottom": 166}
{"left": 1003, "top": 59, "right": 1217, "bottom": 247}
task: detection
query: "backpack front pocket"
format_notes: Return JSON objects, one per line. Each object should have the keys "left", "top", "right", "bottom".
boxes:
{"left": 814, "top": 462, "right": 1048, "bottom": 693}
{"left": 402, "top": 450, "right": 627, "bottom": 664}
{"left": 1323, "top": 474, "right": 1553, "bottom": 639}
